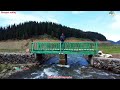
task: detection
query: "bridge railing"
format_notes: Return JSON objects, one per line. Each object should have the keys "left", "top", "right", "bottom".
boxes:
{"left": 30, "top": 42, "right": 98, "bottom": 55}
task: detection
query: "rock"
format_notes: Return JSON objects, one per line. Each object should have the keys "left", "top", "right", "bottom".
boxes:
{"left": 0, "top": 73, "right": 5, "bottom": 78}
{"left": 92, "top": 57, "right": 120, "bottom": 74}
{"left": 23, "top": 67, "right": 29, "bottom": 70}
{"left": 1, "top": 69, "right": 7, "bottom": 73}
{"left": 21, "top": 66, "right": 24, "bottom": 69}
{"left": 26, "top": 48, "right": 30, "bottom": 53}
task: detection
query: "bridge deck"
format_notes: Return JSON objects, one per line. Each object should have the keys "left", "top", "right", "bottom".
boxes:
{"left": 30, "top": 42, "right": 98, "bottom": 55}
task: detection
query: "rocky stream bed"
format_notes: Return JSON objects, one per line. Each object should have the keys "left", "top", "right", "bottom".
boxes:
{"left": 3, "top": 54, "right": 120, "bottom": 79}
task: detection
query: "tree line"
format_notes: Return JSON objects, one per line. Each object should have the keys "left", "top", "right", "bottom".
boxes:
{"left": 0, "top": 21, "right": 107, "bottom": 41}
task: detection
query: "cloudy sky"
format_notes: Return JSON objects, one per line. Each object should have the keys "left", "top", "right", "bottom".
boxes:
{"left": 0, "top": 11, "right": 120, "bottom": 42}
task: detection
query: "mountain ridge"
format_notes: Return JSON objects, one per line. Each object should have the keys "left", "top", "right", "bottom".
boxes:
{"left": 108, "top": 40, "right": 120, "bottom": 44}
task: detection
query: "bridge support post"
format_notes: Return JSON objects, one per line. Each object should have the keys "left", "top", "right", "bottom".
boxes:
{"left": 88, "top": 55, "right": 93, "bottom": 65}
{"left": 65, "top": 54, "right": 67, "bottom": 65}
{"left": 59, "top": 54, "right": 67, "bottom": 65}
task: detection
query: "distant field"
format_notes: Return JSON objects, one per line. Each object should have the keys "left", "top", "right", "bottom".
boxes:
{"left": 98, "top": 44, "right": 120, "bottom": 54}
{"left": 0, "top": 40, "right": 28, "bottom": 52}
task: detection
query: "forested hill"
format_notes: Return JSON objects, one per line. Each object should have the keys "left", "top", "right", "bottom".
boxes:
{"left": 0, "top": 21, "right": 107, "bottom": 41}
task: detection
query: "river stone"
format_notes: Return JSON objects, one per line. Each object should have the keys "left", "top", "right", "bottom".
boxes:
{"left": 1, "top": 69, "right": 7, "bottom": 73}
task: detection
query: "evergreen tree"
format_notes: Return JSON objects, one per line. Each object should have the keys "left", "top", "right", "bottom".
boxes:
{"left": 0, "top": 21, "right": 107, "bottom": 41}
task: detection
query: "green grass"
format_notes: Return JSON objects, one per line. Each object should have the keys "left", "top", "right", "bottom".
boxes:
{"left": 0, "top": 49, "right": 25, "bottom": 52}
{"left": 98, "top": 44, "right": 120, "bottom": 54}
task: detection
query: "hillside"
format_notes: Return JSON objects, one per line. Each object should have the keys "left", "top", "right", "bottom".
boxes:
{"left": 0, "top": 21, "right": 107, "bottom": 41}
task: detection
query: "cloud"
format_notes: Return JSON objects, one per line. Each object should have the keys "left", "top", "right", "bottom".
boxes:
{"left": 109, "top": 12, "right": 120, "bottom": 30}
{"left": 103, "top": 32, "right": 120, "bottom": 42}
{"left": 0, "top": 11, "right": 59, "bottom": 27}
{"left": 71, "top": 11, "right": 86, "bottom": 14}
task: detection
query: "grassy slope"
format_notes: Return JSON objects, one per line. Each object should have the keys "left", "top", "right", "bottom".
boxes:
{"left": 98, "top": 44, "right": 120, "bottom": 54}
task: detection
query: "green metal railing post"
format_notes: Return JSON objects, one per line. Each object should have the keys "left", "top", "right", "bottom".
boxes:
{"left": 60, "top": 42, "right": 61, "bottom": 53}
{"left": 95, "top": 42, "right": 98, "bottom": 55}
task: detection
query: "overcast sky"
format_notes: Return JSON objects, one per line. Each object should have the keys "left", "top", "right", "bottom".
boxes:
{"left": 0, "top": 11, "right": 119, "bottom": 42}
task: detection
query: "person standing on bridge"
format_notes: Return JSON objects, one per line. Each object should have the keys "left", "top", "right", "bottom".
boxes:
{"left": 60, "top": 33, "right": 65, "bottom": 51}
{"left": 60, "top": 33, "right": 65, "bottom": 43}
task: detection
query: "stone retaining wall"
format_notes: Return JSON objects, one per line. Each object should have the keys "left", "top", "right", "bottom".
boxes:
{"left": 0, "top": 53, "right": 55, "bottom": 64}
{"left": 91, "top": 57, "right": 120, "bottom": 73}
{"left": 0, "top": 53, "right": 36, "bottom": 64}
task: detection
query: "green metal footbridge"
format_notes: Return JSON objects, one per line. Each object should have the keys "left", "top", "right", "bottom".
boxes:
{"left": 30, "top": 42, "right": 98, "bottom": 55}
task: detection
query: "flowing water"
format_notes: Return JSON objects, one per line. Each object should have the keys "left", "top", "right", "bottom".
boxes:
{"left": 7, "top": 55, "right": 120, "bottom": 79}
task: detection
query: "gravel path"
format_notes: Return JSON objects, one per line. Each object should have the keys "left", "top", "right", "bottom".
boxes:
{"left": 112, "top": 53, "right": 120, "bottom": 59}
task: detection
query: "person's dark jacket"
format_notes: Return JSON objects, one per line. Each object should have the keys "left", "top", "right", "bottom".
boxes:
{"left": 60, "top": 35, "right": 65, "bottom": 42}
